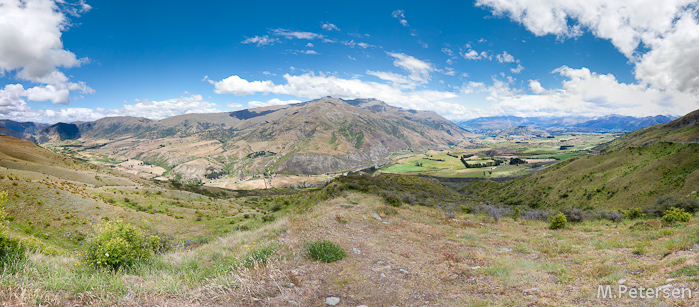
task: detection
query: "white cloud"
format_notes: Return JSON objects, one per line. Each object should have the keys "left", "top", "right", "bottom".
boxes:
{"left": 248, "top": 98, "right": 302, "bottom": 108}
{"left": 387, "top": 52, "right": 434, "bottom": 84}
{"left": 288, "top": 49, "right": 319, "bottom": 55}
{"left": 476, "top": 0, "right": 699, "bottom": 95}
{"left": 0, "top": 84, "right": 31, "bottom": 115}
{"left": 496, "top": 51, "right": 515, "bottom": 63}
{"left": 209, "top": 72, "right": 472, "bottom": 119}
{"left": 25, "top": 84, "right": 70, "bottom": 104}
{"left": 227, "top": 102, "right": 243, "bottom": 108}
{"left": 0, "top": 0, "right": 92, "bottom": 105}
{"left": 467, "top": 66, "right": 698, "bottom": 118}
{"left": 391, "top": 9, "right": 410, "bottom": 27}
{"left": 462, "top": 49, "right": 489, "bottom": 60}
{"left": 441, "top": 48, "right": 454, "bottom": 56}
{"left": 271, "top": 28, "right": 323, "bottom": 40}
{"left": 321, "top": 22, "right": 340, "bottom": 31}
{"left": 367, "top": 70, "right": 416, "bottom": 89}
{"left": 116, "top": 95, "right": 219, "bottom": 119}
{"left": 511, "top": 64, "right": 524, "bottom": 74}
{"left": 528, "top": 80, "right": 545, "bottom": 94}
{"left": 306, "top": 42, "right": 314, "bottom": 48}
{"left": 241, "top": 35, "right": 279, "bottom": 46}
{"left": 2, "top": 94, "right": 220, "bottom": 123}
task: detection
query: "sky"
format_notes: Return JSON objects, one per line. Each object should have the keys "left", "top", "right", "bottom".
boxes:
{"left": 1, "top": 0, "right": 699, "bottom": 124}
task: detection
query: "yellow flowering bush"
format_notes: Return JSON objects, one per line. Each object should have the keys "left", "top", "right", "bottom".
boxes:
{"left": 84, "top": 220, "right": 152, "bottom": 269}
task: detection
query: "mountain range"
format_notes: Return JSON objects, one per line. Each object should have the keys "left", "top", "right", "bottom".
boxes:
{"left": 456, "top": 114, "right": 676, "bottom": 133}
{"left": 0, "top": 97, "right": 470, "bottom": 178}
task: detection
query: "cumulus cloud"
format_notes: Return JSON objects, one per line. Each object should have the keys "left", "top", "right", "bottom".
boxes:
{"left": 271, "top": 28, "right": 323, "bottom": 40}
{"left": 2, "top": 94, "right": 220, "bottom": 123}
{"left": 0, "top": 0, "right": 92, "bottom": 105}
{"left": 387, "top": 52, "right": 434, "bottom": 84}
{"left": 469, "top": 66, "right": 697, "bottom": 118}
{"left": 476, "top": 0, "right": 699, "bottom": 95}
{"left": 227, "top": 102, "right": 243, "bottom": 109}
{"left": 391, "top": 9, "right": 410, "bottom": 27}
{"left": 241, "top": 35, "right": 279, "bottom": 46}
{"left": 248, "top": 98, "right": 302, "bottom": 108}
{"left": 528, "top": 80, "right": 545, "bottom": 94}
{"left": 0, "top": 84, "right": 31, "bottom": 115}
{"left": 208, "top": 72, "right": 474, "bottom": 119}
{"left": 496, "top": 51, "right": 515, "bottom": 63}
{"left": 321, "top": 22, "right": 340, "bottom": 31}
{"left": 462, "top": 49, "right": 489, "bottom": 60}
{"left": 511, "top": 64, "right": 524, "bottom": 74}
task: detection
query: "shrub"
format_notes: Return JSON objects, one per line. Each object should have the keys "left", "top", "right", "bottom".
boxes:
{"left": 561, "top": 207, "right": 584, "bottom": 223}
{"left": 307, "top": 240, "right": 346, "bottom": 263}
{"left": 84, "top": 220, "right": 153, "bottom": 269}
{"left": 661, "top": 207, "right": 691, "bottom": 226}
{"left": 644, "top": 195, "right": 699, "bottom": 217}
{"left": 549, "top": 212, "right": 567, "bottom": 229}
{"left": 380, "top": 191, "right": 402, "bottom": 207}
{"left": 603, "top": 211, "right": 624, "bottom": 222}
{"left": 622, "top": 208, "right": 646, "bottom": 220}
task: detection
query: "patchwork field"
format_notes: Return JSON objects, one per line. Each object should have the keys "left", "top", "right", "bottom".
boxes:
{"left": 380, "top": 133, "right": 619, "bottom": 178}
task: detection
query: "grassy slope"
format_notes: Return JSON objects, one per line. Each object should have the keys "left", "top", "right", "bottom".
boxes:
{"left": 464, "top": 142, "right": 699, "bottom": 209}
{"left": 0, "top": 136, "right": 300, "bottom": 251}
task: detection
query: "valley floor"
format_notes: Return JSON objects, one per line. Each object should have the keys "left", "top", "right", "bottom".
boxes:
{"left": 2, "top": 192, "right": 698, "bottom": 306}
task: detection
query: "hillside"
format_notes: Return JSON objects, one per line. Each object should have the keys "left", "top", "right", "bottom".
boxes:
{"left": 462, "top": 109, "right": 699, "bottom": 209}
{"left": 32, "top": 97, "right": 470, "bottom": 178}
{"left": 597, "top": 109, "right": 699, "bottom": 151}
{"left": 2, "top": 171, "right": 697, "bottom": 306}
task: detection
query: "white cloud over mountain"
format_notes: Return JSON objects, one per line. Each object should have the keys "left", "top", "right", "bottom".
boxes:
{"left": 4, "top": 94, "right": 220, "bottom": 123}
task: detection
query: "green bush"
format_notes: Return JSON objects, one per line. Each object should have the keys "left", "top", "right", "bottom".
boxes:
{"left": 307, "top": 240, "right": 346, "bottom": 263}
{"left": 622, "top": 207, "right": 646, "bottom": 220}
{"left": 549, "top": 212, "right": 567, "bottom": 229}
{"left": 84, "top": 220, "right": 153, "bottom": 269}
{"left": 661, "top": 207, "right": 691, "bottom": 226}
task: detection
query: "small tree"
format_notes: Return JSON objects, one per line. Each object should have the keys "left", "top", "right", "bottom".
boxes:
{"left": 549, "top": 212, "right": 567, "bottom": 229}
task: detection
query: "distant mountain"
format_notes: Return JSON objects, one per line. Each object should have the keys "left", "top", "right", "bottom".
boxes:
{"left": 9, "top": 97, "right": 470, "bottom": 178}
{"left": 39, "top": 123, "right": 81, "bottom": 142}
{"left": 0, "top": 119, "right": 49, "bottom": 141}
{"left": 489, "top": 125, "right": 551, "bottom": 139}
{"left": 456, "top": 115, "right": 676, "bottom": 133}
{"left": 462, "top": 108, "right": 699, "bottom": 210}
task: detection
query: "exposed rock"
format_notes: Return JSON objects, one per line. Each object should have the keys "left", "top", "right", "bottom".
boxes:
{"left": 325, "top": 297, "right": 340, "bottom": 305}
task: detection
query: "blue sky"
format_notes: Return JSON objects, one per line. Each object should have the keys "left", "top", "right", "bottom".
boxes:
{"left": 1, "top": 0, "right": 698, "bottom": 123}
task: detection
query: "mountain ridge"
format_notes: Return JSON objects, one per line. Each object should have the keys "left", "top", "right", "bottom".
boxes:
{"left": 2, "top": 97, "right": 470, "bottom": 178}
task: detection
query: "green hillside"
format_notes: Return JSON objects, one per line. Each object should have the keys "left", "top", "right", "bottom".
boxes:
{"left": 463, "top": 109, "right": 699, "bottom": 210}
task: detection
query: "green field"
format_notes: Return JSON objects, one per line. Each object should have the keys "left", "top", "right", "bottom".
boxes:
{"left": 380, "top": 133, "right": 619, "bottom": 178}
